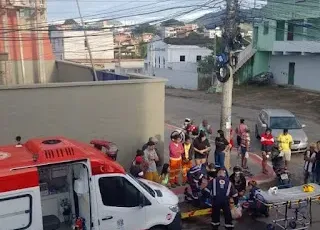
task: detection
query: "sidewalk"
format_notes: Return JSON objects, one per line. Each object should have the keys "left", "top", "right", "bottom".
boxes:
{"left": 165, "top": 123, "right": 275, "bottom": 201}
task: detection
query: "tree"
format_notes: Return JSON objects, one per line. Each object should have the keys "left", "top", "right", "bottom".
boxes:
{"left": 160, "top": 19, "right": 184, "bottom": 27}
{"left": 197, "top": 36, "right": 223, "bottom": 74}
{"left": 197, "top": 26, "right": 205, "bottom": 33}
{"left": 138, "top": 42, "right": 148, "bottom": 59}
{"left": 133, "top": 23, "right": 156, "bottom": 35}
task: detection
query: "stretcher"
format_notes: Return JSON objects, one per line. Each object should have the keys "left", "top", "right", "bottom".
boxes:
{"left": 254, "top": 183, "right": 320, "bottom": 230}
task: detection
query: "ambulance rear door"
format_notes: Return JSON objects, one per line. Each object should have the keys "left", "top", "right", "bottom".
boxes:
{"left": 0, "top": 167, "right": 42, "bottom": 230}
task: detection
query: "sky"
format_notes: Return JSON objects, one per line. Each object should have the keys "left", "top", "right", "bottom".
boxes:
{"left": 46, "top": 0, "right": 229, "bottom": 25}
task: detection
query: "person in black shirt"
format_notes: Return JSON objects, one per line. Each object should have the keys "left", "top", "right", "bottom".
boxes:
{"left": 215, "top": 130, "right": 231, "bottom": 169}
{"left": 193, "top": 130, "right": 211, "bottom": 166}
{"left": 229, "top": 166, "right": 246, "bottom": 197}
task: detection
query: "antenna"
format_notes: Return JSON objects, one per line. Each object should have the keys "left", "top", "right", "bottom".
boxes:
{"left": 15, "top": 136, "right": 22, "bottom": 147}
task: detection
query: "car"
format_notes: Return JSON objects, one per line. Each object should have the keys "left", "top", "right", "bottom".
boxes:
{"left": 255, "top": 109, "right": 308, "bottom": 153}
{"left": 247, "top": 72, "right": 274, "bottom": 86}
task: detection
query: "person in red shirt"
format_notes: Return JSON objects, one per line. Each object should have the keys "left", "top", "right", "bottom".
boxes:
{"left": 260, "top": 128, "right": 274, "bottom": 174}
{"left": 169, "top": 132, "right": 184, "bottom": 187}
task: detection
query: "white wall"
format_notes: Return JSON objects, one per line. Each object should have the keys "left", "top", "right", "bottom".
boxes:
{"left": 167, "top": 45, "right": 212, "bottom": 63}
{"left": 153, "top": 67, "right": 198, "bottom": 90}
{"left": 51, "top": 31, "right": 114, "bottom": 60}
{"left": 269, "top": 54, "right": 320, "bottom": 91}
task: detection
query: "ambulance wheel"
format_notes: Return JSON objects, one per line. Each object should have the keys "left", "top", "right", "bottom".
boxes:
{"left": 289, "top": 220, "right": 297, "bottom": 229}
{"left": 266, "top": 224, "right": 275, "bottom": 230}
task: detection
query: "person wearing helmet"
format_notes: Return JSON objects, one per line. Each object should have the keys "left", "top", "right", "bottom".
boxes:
{"left": 229, "top": 166, "right": 247, "bottom": 197}
{"left": 260, "top": 128, "right": 274, "bottom": 174}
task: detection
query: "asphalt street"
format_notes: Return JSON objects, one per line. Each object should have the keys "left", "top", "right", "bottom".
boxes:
{"left": 164, "top": 89, "right": 320, "bottom": 229}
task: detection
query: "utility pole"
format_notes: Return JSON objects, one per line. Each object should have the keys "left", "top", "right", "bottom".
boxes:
{"left": 220, "top": 0, "right": 239, "bottom": 171}
{"left": 0, "top": 0, "right": 8, "bottom": 85}
{"left": 75, "top": 0, "right": 98, "bottom": 81}
{"left": 34, "top": 0, "right": 45, "bottom": 83}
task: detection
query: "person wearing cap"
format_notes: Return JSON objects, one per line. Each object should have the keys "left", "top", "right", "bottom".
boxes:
{"left": 261, "top": 128, "right": 274, "bottom": 174}
{"left": 169, "top": 132, "right": 184, "bottom": 187}
{"left": 204, "top": 169, "right": 238, "bottom": 230}
{"left": 143, "top": 141, "right": 159, "bottom": 182}
{"left": 129, "top": 155, "right": 145, "bottom": 178}
{"left": 277, "top": 129, "right": 293, "bottom": 168}
{"left": 186, "top": 164, "right": 204, "bottom": 202}
{"left": 229, "top": 166, "right": 246, "bottom": 197}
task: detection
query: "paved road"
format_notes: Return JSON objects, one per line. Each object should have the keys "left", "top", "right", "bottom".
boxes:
{"left": 164, "top": 89, "right": 320, "bottom": 229}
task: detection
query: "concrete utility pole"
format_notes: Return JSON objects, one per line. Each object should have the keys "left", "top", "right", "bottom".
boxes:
{"left": 35, "top": 0, "right": 45, "bottom": 83}
{"left": 221, "top": 0, "right": 239, "bottom": 171}
{"left": 0, "top": 0, "right": 9, "bottom": 85}
{"left": 75, "top": 0, "right": 98, "bottom": 81}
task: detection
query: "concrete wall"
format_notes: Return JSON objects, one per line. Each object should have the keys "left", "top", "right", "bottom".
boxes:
{"left": 55, "top": 60, "right": 94, "bottom": 82}
{"left": 269, "top": 54, "right": 320, "bottom": 91}
{"left": 0, "top": 76, "right": 166, "bottom": 168}
{"left": 253, "top": 51, "right": 270, "bottom": 76}
{"left": 153, "top": 67, "right": 198, "bottom": 90}
{"left": 4, "top": 60, "right": 57, "bottom": 84}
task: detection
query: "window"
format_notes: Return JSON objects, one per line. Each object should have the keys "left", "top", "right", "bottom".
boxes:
{"left": 263, "top": 21, "right": 269, "bottom": 35}
{"left": 84, "top": 40, "right": 88, "bottom": 48}
{"left": 99, "top": 176, "right": 141, "bottom": 207}
{"left": 180, "top": 55, "right": 185, "bottom": 62}
{"left": 270, "top": 117, "right": 301, "bottom": 130}
{"left": 196, "top": 55, "right": 202, "bottom": 61}
{"left": 158, "top": 56, "right": 160, "bottom": 68}
{"left": 0, "top": 194, "right": 32, "bottom": 229}
{"left": 163, "top": 57, "right": 165, "bottom": 68}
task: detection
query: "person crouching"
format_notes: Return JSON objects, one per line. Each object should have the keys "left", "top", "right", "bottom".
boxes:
{"left": 186, "top": 164, "right": 204, "bottom": 205}
{"left": 229, "top": 166, "right": 247, "bottom": 198}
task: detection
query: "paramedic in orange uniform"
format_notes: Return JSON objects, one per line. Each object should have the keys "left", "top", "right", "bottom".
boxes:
{"left": 182, "top": 134, "right": 194, "bottom": 184}
{"left": 169, "top": 132, "right": 184, "bottom": 188}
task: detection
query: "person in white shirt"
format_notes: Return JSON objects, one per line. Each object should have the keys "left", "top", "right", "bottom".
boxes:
{"left": 304, "top": 143, "right": 317, "bottom": 184}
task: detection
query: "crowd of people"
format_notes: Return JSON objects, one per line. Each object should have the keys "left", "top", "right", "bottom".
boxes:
{"left": 128, "top": 118, "right": 320, "bottom": 229}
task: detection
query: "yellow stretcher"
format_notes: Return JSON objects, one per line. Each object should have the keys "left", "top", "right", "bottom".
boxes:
{"left": 181, "top": 200, "right": 236, "bottom": 219}
{"left": 181, "top": 208, "right": 212, "bottom": 219}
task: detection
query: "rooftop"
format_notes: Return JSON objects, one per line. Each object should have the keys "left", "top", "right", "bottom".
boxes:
{"left": 163, "top": 33, "right": 214, "bottom": 46}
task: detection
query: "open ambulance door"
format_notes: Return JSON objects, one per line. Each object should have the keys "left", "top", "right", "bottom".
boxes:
{"left": 0, "top": 167, "right": 42, "bottom": 230}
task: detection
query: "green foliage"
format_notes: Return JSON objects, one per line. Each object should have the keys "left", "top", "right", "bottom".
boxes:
{"left": 197, "top": 54, "right": 217, "bottom": 74}
{"left": 197, "top": 26, "right": 205, "bottom": 33}
{"left": 133, "top": 23, "right": 156, "bottom": 35}
{"left": 160, "top": 19, "right": 185, "bottom": 27}
{"left": 197, "top": 37, "right": 223, "bottom": 74}
{"left": 139, "top": 42, "right": 148, "bottom": 59}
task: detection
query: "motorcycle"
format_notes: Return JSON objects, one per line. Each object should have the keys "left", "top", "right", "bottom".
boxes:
{"left": 271, "top": 148, "right": 291, "bottom": 188}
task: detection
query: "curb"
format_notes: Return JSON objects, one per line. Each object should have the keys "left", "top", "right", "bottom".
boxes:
{"left": 165, "top": 123, "right": 276, "bottom": 188}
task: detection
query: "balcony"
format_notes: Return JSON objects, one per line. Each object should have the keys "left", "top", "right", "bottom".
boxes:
{"left": 273, "top": 41, "right": 320, "bottom": 54}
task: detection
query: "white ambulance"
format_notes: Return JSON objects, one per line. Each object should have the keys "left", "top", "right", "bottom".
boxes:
{"left": 0, "top": 137, "right": 181, "bottom": 230}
